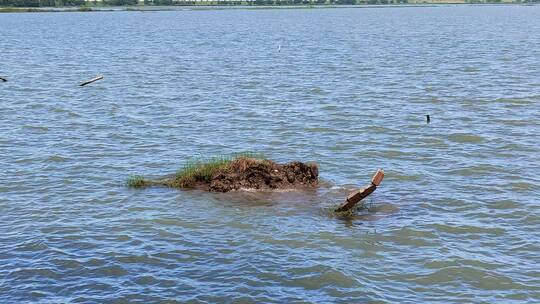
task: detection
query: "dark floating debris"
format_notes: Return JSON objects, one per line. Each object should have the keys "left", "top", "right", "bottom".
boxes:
{"left": 128, "top": 154, "right": 384, "bottom": 214}
{"left": 426, "top": 114, "right": 431, "bottom": 124}
{"left": 0, "top": 76, "right": 7, "bottom": 82}
{"left": 80, "top": 75, "right": 103, "bottom": 87}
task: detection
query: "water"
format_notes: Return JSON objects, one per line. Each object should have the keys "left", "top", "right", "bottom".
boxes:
{"left": 1, "top": 5, "right": 540, "bottom": 303}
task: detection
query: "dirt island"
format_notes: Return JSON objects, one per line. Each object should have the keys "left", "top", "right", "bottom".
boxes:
{"left": 128, "top": 156, "right": 318, "bottom": 192}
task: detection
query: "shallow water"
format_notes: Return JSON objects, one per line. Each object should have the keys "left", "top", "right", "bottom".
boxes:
{"left": 1, "top": 5, "right": 540, "bottom": 303}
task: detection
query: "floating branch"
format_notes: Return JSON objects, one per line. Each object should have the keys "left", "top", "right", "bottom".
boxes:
{"left": 335, "top": 169, "right": 384, "bottom": 213}
{"left": 80, "top": 75, "right": 103, "bottom": 87}
{"left": 0, "top": 76, "right": 7, "bottom": 82}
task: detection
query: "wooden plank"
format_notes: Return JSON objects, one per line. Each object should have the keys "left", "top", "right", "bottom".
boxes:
{"left": 371, "top": 169, "right": 384, "bottom": 186}
{"left": 335, "top": 169, "right": 384, "bottom": 213}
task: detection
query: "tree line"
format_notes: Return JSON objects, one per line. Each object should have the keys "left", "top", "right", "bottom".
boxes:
{"left": 0, "top": 0, "right": 416, "bottom": 5}
{"left": 0, "top": 0, "right": 407, "bottom": 5}
{"left": 2, "top": 0, "right": 533, "bottom": 6}
{"left": 0, "top": 0, "right": 138, "bottom": 6}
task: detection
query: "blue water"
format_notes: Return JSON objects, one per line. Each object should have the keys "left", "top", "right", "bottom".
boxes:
{"left": 1, "top": 5, "right": 539, "bottom": 303}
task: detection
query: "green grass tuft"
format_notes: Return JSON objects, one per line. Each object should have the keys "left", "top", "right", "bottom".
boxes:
{"left": 326, "top": 198, "right": 377, "bottom": 217}
{"left": 0, "top": 7, "right": 40, "bottom": 13}
{"left": 127, "top": 175, "right": 147, "bottom": 188}
{"left": 167, "top": 152, "right": 266, "bottom": 188}
{"left": 332, "top": 207, "right": 361, "bottom": 217}
{"left": 171, "top": 157, "right": 231, "bottom": 188}
{"left": 125, "top": 152, "right": 266, "bottom": 189}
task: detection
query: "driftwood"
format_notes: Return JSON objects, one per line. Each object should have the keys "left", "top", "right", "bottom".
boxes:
{"left": 80, "top": 75, "right": 103, "bottom": 87}
{"left": 0, "top": 76, "right": 7, "bottom": 82}
{"left": 335, "top": 169, "right": 384, "bottom": 213}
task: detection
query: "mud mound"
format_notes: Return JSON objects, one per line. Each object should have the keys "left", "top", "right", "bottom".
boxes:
{"left": 128, "top": 157, "right": 319, "bottom": 192}
{"left": 209, "top": 158, "right": 318, "bottom": 192}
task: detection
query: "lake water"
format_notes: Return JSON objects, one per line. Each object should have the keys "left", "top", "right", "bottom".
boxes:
{"left": 1, "top": 5, "right": 540, "bottom": 303}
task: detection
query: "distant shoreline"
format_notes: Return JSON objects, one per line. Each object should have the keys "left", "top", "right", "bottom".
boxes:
{"left": 0, "top": 3, "right": 537, "bottom": 13}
